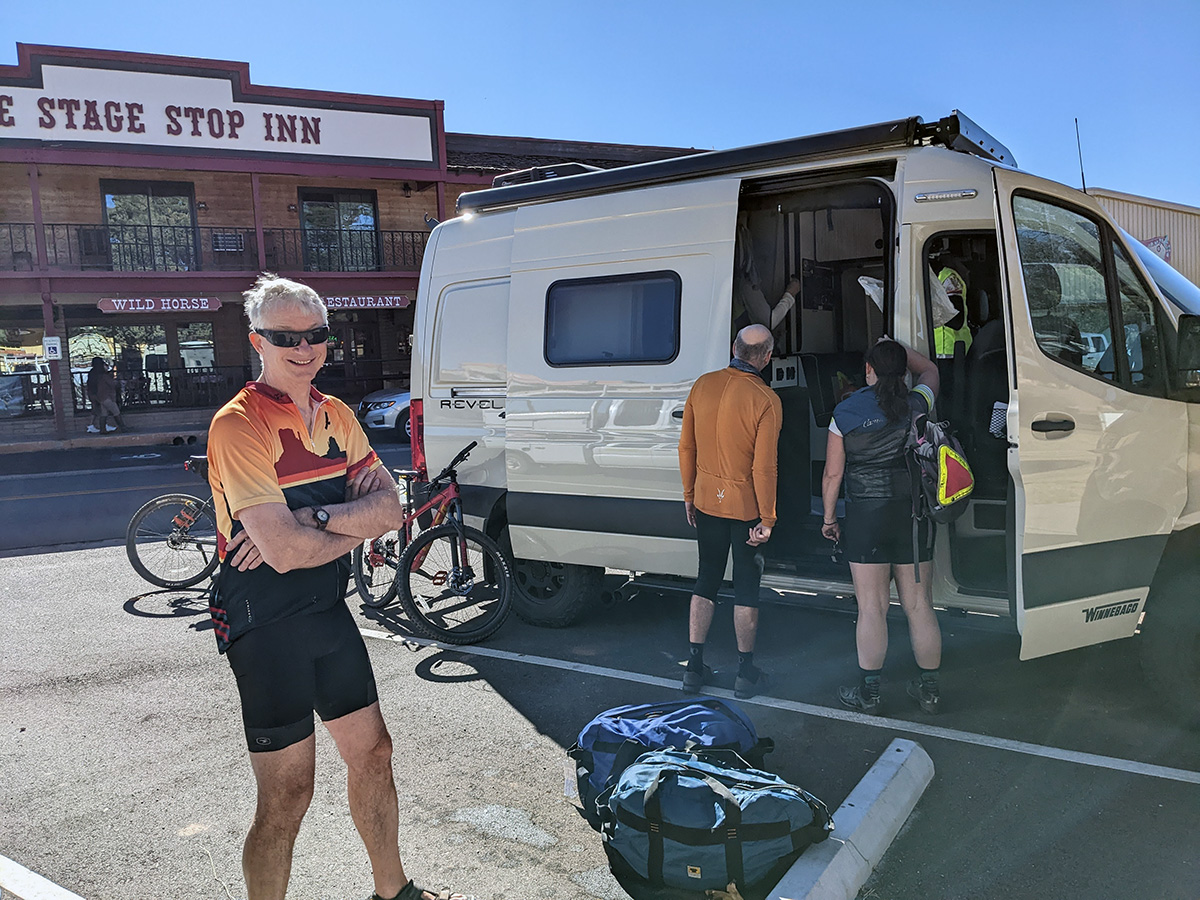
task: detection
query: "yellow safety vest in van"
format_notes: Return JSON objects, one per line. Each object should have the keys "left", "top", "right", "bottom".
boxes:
{"left": 935, "top": 267, "right": 972, "bottom": 357}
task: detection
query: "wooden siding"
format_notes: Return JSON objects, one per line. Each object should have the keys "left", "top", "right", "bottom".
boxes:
{"left": 1093, "top": 189, "right": 1200, "bottom": 287}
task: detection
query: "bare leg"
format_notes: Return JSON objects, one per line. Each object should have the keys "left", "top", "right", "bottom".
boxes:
{"left": 732, "top": 605, "right": 759, "bottom": 653}
{"left": 848, "top": 562, "right": 893, "bottom": 669}
{"left": 325, "top": 702, "right": 407, "bottom": 899}
{"left": 244, "top": 734, "right": 316, "bottom": 900}
{"left": 892, "top": 561, "right": 941, "bottom": 669}
{"left": 688, "top": 595, "right": 716, "bottom": 644}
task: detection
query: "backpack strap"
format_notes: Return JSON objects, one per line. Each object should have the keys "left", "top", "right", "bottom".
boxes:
{"left": 907, "top": 413, "right": 924, "bottom": 583}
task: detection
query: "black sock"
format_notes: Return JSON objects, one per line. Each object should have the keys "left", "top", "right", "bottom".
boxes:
{"left": 860, "top": 668, "right": 882, "bottom": 697}
{"left": 688, "top": 642, "right": 705, "bottom": 670}
{"left": 919, "top": 667, "right": 940, "bottom": 689}
{"left": 737, "top": 651, "right": 754, "bottom": 675}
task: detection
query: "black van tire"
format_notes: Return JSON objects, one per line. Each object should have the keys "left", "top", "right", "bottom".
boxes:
{"left": 1138, "top": 569, "right": 1200, "bottom": 726}
{"left": 500, "top": 530, "right": 602, "bottom": 627}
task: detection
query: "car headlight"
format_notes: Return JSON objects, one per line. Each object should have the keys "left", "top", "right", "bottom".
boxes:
{"left": 367, "top": 400, "right": 396, "bottom": 411}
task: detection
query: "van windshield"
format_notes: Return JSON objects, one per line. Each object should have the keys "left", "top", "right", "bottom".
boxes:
{"left": 1123, "top": 228, "right": 1200, "bottom": 315}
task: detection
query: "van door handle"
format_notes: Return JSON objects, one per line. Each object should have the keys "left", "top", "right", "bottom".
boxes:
{"left": 672, "top": 408, "right": 685, "bottom": 419}
{"left": 1032, "top": 417, "right": 1075, "bottom": 433}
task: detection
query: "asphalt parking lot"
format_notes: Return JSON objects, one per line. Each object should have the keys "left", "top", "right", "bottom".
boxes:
{"left": 2, "top": 541, "right": 1198, "bottom": 900}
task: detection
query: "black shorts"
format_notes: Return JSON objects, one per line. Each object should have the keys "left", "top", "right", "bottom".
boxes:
{"left": 842, "top": 498, "right": 932, "bottom": 565}
{"left": 693, "top": 509, "right": 763, "bottom": 608}
{"left": 225, "top": 602, "right": 378, "bottom": 753}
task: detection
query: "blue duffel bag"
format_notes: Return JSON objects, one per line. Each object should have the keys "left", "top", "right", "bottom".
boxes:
{"left": 598, "top": 749, "right": 833, "bottom": 892}
{"left": 568, "top": 698, "right": 773, "bottom": 829}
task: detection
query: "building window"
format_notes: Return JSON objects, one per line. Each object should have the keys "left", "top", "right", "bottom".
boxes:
{"left": 299, "top": 188, "right": 379, "bottom": 272}
{"left": 101, "top": 180, "right": 198, "bottom": 271}
{"left": 545, "top": 271, "right": 681, "bottom": 366}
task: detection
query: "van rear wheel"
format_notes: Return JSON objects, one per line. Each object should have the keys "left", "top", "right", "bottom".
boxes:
{"left": 501, "top": 532, "right": 602, "bottom": 627}
{"left": 1138, "top": 569, "right": 1200, "bottom": 727}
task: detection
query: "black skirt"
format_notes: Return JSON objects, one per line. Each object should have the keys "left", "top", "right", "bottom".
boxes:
{"left": 841, "top": 497, "right": 932, "bottom": 565}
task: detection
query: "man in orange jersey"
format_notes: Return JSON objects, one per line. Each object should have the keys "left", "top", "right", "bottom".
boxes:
{"left": 678, "top": 323, "right": 783, "bottom": 699}
{"left": 206, "top": 275, "right": 469, "bottom": 900}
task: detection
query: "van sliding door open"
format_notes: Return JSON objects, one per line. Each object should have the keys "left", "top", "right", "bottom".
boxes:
{"left": 992, "top": 168, "right": 1187, "bottom": 659}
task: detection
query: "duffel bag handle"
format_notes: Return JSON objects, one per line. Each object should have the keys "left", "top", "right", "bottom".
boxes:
{"left": 643, "top": 765, "right": 746, "bottom": 888}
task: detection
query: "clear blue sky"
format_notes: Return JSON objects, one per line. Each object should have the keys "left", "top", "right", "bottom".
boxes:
{"left": 6, "top": 0, "right": 1200, "bottom": 206}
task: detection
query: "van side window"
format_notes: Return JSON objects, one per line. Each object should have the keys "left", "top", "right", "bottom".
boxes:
{"left": 1012, "top": 194, "right": 1165, "bottom": 396}
{"left": 544, "top": 271, "right": 680, "bottom": 367}
{"left": 1013, "top": 196, "right": 1113, "bottom": 380}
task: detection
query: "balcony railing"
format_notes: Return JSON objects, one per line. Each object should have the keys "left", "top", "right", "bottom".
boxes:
{"left": 263, "top": 228, "right": 427, "bottom": 272}
{"left": 0, "top": 223, "right": 428, "bottom": 273}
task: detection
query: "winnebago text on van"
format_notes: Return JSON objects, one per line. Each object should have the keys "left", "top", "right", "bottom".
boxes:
{"left": 410, "top": 112, "right": 1200, "bottom": 720}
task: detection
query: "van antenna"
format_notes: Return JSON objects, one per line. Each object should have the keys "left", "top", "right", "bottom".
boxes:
{"left": 1075, "top": 117, "right": 1088, "bottom": 193}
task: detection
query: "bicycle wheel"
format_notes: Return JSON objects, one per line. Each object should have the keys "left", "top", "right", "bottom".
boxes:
{"left": 397, "top": 523, "right": 512, "bottom": 644}
{"left": 126, "top": 493, "right": 220, "bottom": 589}
{"left": 353, "top": 530, "right": 405, "bottom": 608}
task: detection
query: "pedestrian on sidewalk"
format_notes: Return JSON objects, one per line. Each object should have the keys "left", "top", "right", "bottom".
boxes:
{"left": 820, "top": 338, "right": 943, "bottom": 715}
{"left": 678, "top": 323, "right": 782, "bottom": 700}
{"left": 206, "top": 274, "right": 471, "bottom": 900}
{"left": 87, "top": 357, "right": 126, "bottom": 433}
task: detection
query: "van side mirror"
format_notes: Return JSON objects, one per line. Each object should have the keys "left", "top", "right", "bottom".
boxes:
{"left": 1176, "top": 314, "right": 1200, "bottom": 390}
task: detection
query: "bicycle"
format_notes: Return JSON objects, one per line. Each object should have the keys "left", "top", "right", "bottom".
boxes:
{"left": 359, "top": 440, "right": 513, "bottom": 644}
{"left": 125, "top": 456, "right": 220, "bottom": 589}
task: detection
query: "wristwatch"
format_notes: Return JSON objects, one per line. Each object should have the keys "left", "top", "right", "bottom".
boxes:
{"left": 313, "top": 508, "right": 330, "bottom": 531}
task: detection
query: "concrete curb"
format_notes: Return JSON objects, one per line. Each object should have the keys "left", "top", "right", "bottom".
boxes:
{"left": 0, "top": 854, "right": 86, "bottom": 900}
{"left": 769, "top": 737, "right": 934, "bottom": 900}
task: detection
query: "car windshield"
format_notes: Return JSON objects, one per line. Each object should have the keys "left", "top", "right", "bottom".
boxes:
{"left": 1123, "top": 228, "right": 1200, "bottom": 315}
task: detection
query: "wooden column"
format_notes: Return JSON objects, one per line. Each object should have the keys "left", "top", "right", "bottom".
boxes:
{"left": 28, "top": 164, "right": 67, "bottom": 438}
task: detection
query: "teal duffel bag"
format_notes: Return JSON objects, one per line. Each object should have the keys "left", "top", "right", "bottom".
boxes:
{"left": 598, "top": 749, "right": 833, "bottom": 892}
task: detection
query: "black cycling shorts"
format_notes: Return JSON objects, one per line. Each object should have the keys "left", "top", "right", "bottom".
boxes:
{"left": 225, "top": 602, "right": 378, "bottom": 753}
{"left": 693, "top": 509, "right": 764, "bottom": 608}
{"left": 842, "top": 498, "right": 932, "bottom": 565}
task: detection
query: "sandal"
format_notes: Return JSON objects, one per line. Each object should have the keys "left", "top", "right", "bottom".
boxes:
{"left": 372, "top": 879, "right": 475, "bottom": 900}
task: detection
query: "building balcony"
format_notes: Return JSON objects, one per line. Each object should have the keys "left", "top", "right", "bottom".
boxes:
{"left": 0, "top": 223, "right": 428, "bottom": 274}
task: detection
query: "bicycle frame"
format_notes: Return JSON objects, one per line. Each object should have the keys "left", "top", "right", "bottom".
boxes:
{"left": 398, "top": 474, "right": 468, "bottom": 573}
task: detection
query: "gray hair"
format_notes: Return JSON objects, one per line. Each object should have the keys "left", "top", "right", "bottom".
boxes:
{"left": 242, "top": 274, "right": 327, "bottom": 329}
{"left": 733, "top": 323, "right": 774, "bottom": 368}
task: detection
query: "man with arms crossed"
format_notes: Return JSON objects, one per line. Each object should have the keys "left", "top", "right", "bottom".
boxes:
{"left": 678, "top": 324, "right": 782, "bottom": 699}
{"left": 207, "top": 275, "right": 469, "bottom": 900}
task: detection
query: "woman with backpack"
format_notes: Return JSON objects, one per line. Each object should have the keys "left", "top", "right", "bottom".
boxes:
{"left": 820, "top": 338, "right": 942, "bottom": 715}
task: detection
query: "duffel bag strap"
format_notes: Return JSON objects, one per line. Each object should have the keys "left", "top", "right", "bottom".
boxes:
{"left": 643, "top": 766, "right": 745, "bottom": 888}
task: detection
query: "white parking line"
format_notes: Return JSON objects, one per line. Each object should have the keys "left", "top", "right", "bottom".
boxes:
{"left": 360, "top": 628, "right": 1200, "bottom": 787}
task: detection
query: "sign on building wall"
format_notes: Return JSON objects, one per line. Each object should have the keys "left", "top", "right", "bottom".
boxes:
{"left": 0, "top": 47, "right": 438, "bottom": 167}
{"left": 1141, "top": 235, "right": 1172, "bottom": 263}
{"left": 98, "top": 297, "right": 223, "bottom": 313}
{"left": 324, "top": 295, "right": 411, "bottom": 310}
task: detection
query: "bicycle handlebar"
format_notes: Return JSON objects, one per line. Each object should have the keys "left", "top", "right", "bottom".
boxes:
{"left": 430, "top": 440, "right": 478, "bottom": 484}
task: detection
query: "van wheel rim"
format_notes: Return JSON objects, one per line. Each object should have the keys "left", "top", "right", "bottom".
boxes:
{"left": 514, "top": 559, "right": 567, "bottom": 599}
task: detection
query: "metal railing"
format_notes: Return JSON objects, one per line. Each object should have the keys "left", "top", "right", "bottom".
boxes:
{"left": 0, "top": 368, "right": 53, "bottom": 417}
{"left": 263, "top": 228, "right": 427, "bottom": 272}
{"left": 71, "top": 365, "right": 251, "bottom": 414}
{"left": 0, "top": 223, "right": 430, "bottom": 273}
{"left": 0, "top": 223, "right": 36, "bottom": 271}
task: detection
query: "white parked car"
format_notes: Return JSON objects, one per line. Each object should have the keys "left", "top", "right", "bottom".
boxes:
{"left": 1081, "top": 331, "right": 1110, "bottom": 369}
{"left": 357, "top": 388, "right": 411, "bottom": 442}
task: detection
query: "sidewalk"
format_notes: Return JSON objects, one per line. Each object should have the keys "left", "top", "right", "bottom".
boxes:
{"left": 0, "top": 423, "right": 210, "bottom": 456}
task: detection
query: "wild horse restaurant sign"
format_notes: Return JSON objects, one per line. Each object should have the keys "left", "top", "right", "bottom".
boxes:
{"left": 0, "top": 46, "right": 439, "bottom": 167}
{"left": 98, "top": 297, "right": 222, "bottom": 313}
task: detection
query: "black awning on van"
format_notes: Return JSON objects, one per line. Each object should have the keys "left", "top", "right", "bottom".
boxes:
{"left": 456, "top": 117, "right": 923, "bottom": 215}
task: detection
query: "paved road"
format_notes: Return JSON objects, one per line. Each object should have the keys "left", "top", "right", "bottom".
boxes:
{"left": 0, "top": 435, "right": 413, "bottom": 552}
{"left": 2, "top": 536, "right": 1198, "bottom": 900}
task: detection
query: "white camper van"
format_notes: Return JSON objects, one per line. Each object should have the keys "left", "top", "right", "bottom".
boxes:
{"left": 409, "top": 112, "right": 1200, "bottom": 719}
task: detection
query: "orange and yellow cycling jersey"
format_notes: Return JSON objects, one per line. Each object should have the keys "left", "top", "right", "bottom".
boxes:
{"left": 206, "top": 382, "right": 380, "bottom": 651}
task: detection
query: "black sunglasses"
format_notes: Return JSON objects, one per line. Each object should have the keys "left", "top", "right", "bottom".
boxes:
{"left": 253, "top": 325, "right": 331, "bottom": 348}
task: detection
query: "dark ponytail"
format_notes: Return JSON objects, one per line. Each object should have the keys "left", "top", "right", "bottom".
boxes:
{"left": 865, "top": 340, "right": 910, "bottom": 424}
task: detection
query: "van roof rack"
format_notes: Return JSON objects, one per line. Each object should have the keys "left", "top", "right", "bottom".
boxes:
{"left": 492, "top": 162, "right": 603, "bottom": 187}
{"left": 457, "top": 111, "right": 1014, "bottom": 215}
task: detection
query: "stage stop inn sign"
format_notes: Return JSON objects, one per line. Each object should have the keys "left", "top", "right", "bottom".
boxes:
{"left": 0, "top": 45, "right": 440, "bottom": 169}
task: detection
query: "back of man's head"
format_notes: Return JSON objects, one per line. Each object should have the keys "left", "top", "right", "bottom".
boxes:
{"left": 733, "top": 324, "right": 774, "bottom": 370}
